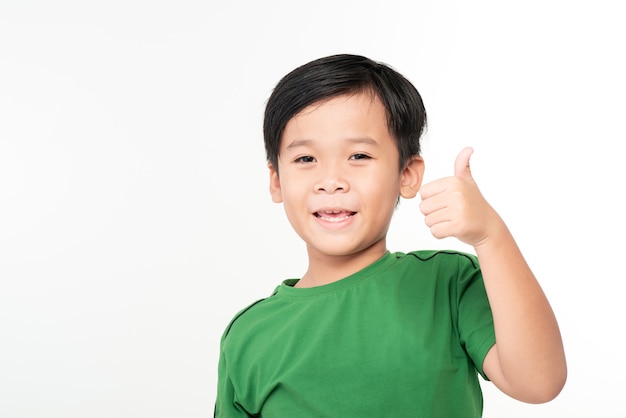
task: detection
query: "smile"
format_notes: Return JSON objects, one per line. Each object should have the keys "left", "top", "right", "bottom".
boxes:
{"left": 314, "top": 210, "right": 357, "bottom": 223}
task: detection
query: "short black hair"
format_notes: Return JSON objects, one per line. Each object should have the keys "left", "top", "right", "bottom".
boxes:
{"left": 263, "top": 54, "right": 427, "bottom": 172}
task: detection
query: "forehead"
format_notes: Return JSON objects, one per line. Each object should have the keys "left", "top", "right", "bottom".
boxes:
{"left": 281, "top": 92, "right": 390, "bottom": 148}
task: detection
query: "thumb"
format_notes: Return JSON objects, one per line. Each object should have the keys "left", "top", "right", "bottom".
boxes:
{"left": 454, "top": 147, "right": 474, "bottom": 180}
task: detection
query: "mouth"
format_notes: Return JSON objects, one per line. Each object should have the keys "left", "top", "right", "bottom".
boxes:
{"left": 313, "top": 210, "right": 357, "bottom": 223}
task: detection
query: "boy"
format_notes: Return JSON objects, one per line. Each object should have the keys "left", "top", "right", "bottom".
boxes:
{"left": 215, "top": 54, "right": 566, "bottom": 417}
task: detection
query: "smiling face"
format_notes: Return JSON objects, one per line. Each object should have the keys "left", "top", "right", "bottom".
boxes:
{"left": 269, "top": 92, "right": 424, "bottom": 284}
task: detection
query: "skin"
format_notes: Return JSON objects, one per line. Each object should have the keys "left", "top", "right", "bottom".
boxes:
{"left": 269, "top": 92, "right": 424, "bottom": 287}
{"left": 268, "top": 92, "right": 567, "bottom": 404}
{"left": 420, "top": 148, "right": 567, "bottom": 403}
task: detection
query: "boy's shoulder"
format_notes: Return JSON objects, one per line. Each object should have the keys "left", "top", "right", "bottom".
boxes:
{"left": 219, "top": 287, "right": 283, "bottom": 344}
{"left": 221, "top": 250, "right": 480, "bottom": 341}
{"left": 395, "top": 249, "right": 479, "bottom": 268}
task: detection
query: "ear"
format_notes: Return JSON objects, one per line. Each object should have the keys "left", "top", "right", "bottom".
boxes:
{"left": 399, "top": 155, "right": 425, "bottom": 199}
{"left": 268, "top": 162, "right": 283, "bottom": 203}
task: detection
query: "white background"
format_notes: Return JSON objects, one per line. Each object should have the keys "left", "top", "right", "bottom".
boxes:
{"left": 1, "top": 1, "right": 624, "bottom": 417}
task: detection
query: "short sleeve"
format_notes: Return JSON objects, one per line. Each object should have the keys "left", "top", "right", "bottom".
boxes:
{"left": 455, "top": 253, "right": 496, "bottom": 380}
{"left": 215, "top": 343, "right": 252, "bottom": 417}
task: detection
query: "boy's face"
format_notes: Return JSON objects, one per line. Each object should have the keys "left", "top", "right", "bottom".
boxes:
{"left": 269, "top": 92, "right": 424, "bottom": 262}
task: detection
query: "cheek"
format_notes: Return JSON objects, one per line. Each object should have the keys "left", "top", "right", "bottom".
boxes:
{"left": 363, "top": 171, "right": 402, "bottom": 198}
{"left": 360, "top": 182, "right": 402, "bottom": 221}
{"left": 279, "top": 182, "right": 309, "bottom": 214}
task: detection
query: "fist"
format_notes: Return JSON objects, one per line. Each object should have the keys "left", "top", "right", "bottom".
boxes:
{"left": 419, "top": 147, "right": 495, "bottom": 246}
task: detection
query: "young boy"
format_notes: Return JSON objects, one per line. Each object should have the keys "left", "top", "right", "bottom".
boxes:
{"left": 215, "top": 54, "right": 566, "bottom": 417}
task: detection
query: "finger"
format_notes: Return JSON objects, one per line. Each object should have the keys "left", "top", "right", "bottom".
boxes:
{"left": 419, "top": 192, "right": 449, "bottom": 217}
{"left": 428, "top": 221, "right": 454, "bottom": 240}
{"left": 419, "top": 176, "right": 455, "bottom": 200}
{"left": 423, "top": 209, "right": 452, "bottom": 229}
{"left": 454, "top": 147, "right": 474, "bottom": 180}
{"left": 423, "top": 209, "right": 455, "bottom": 239}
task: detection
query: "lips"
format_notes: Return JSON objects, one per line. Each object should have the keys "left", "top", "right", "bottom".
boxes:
{"left": 314, "top": 210, "right": 357, "bottom": 223}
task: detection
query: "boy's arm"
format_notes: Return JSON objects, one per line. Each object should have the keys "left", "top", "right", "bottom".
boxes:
{"left": 419, "top": 147, "right": 567, "bottom": 403}
{"left": 215, "top": 348, "right": 253, "bottom": 417}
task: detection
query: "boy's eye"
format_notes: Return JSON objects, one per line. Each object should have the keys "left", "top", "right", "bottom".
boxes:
{"left": 295, "top": 156, "right": 316, "bottom": 163}
{"left": 349, "top": 153, "right": 371, "bottom": 160}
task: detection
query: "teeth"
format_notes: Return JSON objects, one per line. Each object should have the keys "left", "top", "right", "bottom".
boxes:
{"left": 315, "top": 211, "right": 354, "bottom": 222}
{"left": 318, "top": 214, "right": 351, "bottom": 222}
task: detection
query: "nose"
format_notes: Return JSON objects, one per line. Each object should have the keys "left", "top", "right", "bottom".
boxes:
{"left": 314, "top": 165, "right": 349, "bottom": 194}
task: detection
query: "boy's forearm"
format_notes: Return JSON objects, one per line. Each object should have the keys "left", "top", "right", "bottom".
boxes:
{"left": 475, "top": 216, "right": 567, "bottom": 402}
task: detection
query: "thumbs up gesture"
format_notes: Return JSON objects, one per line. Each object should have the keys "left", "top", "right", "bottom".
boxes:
{"left": 419, "top": 147, "right": 498, "bottom": 247}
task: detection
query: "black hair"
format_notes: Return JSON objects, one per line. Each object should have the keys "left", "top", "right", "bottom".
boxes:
{"left": 263, "top": 54, "right": 427, "bottom": 172}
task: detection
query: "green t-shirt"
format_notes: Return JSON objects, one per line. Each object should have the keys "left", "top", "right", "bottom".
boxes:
{"left": 216, "top": 251, "right": 496, "bottom": 417}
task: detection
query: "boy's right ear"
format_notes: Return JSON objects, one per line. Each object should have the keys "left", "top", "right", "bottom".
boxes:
{"left": 268, "top": 163, "right": 283, "bottom": 203}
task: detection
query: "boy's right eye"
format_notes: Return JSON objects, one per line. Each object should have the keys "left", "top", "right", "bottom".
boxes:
{"left": 294, "top": 156, "right": 316, "bottom": 163}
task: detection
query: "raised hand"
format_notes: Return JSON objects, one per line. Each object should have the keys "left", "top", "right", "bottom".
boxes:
{"left": 418, "top": 147, "right": 498, "bottom": 247}
{"left": 421, "top": 148, "right": 567, "bottom": 403}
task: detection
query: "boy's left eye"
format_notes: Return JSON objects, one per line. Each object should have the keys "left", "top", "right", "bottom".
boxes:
{"left": 294, "top": 155, "right": 316, "bottom": 163}
{"left": 349, "top": 153, "right": 371, "bottom": 160}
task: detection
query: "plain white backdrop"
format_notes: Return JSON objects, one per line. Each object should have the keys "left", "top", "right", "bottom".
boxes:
{"left": 1, "top": 1, "right": 624, "bottom": 417}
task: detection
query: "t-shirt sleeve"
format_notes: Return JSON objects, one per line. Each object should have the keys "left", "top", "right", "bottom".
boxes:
{"left": 214, "top": 297, "right": 275, "bottom": 417}
{"left": 455, "top": 253, "right": 496, "bottom": 380}
{"left": 215, "top": 339, "right": 253, "bottom": 417}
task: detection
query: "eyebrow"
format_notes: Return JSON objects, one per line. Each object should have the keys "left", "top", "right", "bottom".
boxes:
{"left": 285, "top": 137, "right": 379, "bottom": 150}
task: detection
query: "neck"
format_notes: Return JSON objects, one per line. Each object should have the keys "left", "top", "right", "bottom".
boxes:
{"left": 296, "top": 242, "right": 388, "bottom": 288}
